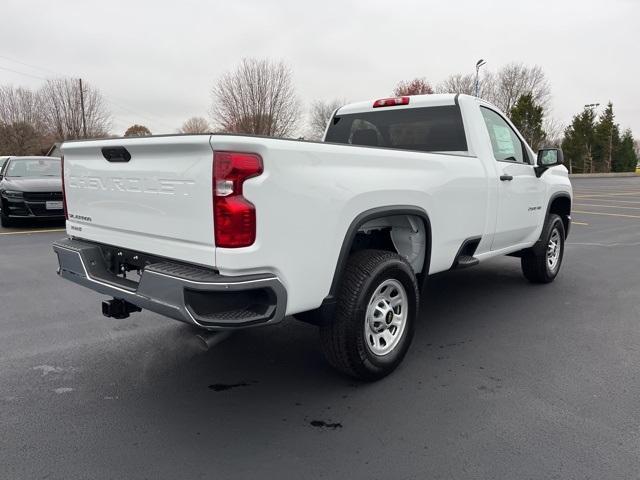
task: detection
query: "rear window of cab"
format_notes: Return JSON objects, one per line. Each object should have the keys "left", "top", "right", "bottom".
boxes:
{"left": 325, "top": 105, "right": 468, "bottom": 153}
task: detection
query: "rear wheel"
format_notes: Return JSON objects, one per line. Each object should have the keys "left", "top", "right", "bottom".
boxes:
{"left": 521, "top": 213, "right": 565, "bottom": 283}
{"left": 320, "top": 250, "right": 418, "bottom": 381}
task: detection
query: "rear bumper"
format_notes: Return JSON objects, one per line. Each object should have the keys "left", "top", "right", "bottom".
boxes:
{"left": 52, "top": 238, "right": 287, "bottom": 330}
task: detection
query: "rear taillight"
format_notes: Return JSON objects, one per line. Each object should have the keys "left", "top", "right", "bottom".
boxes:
{"left": 373, "top": 96, "right": 410, "bottom": 108}
{"left": 61, "top": 155, "right": 68, "bottom": 220}
{"left": 213, "top": 151, "right": 263, "bottom": 248}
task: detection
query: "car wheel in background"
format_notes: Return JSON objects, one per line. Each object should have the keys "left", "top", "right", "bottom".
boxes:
{"left": 0, "top": 212, "right": 13, "bottom": 228}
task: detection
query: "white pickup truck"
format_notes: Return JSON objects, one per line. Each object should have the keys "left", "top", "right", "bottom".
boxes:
{"left": 53, "top": 94, "right": 572, "bottom": 380}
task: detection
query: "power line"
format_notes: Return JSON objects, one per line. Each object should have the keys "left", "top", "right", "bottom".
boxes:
{"left": 107, "top": 98, "right": 175, "bottom": 131}
{"left": 0, "top": 62, "right": 173, "bottom": 132}
{"left": 0, "top": 64, "right": 48, "bottom": 81}
{"left": 108, "top": 100, "right": 175, "bottom": 132}
{"left": 0, "top": 55, "right": 176, "bottom": 132}
{"left": 0, "top": 54, "right": 65, "bottom": 77}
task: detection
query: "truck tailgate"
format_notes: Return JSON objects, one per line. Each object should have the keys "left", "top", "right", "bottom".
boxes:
{"left": 62, "top": 135, "right": 216, "bottom": 267}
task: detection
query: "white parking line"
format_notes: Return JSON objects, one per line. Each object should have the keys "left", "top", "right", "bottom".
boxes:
{"left": 573, "top": 210, "right": 640, "bottom": 219}
{"left": 573, "top": 198, "right": 640, "bottom": 205}
{"left": 575, "top": 191, "right": 640, "bottom": 199}
{"left": 0, "top": 228, "right": 65, "bottom": 236}
{"left": 574, "top": 203, "right": 640, "bottom": 210}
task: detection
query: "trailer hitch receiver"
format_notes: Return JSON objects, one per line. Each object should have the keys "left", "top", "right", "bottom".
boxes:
{"left": 102, "top": 298, "right": 142, "bottom": 319}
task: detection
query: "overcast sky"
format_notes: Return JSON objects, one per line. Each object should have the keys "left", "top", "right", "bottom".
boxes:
{"left": 1, "top": 0, "right": 638, "bottom": 137}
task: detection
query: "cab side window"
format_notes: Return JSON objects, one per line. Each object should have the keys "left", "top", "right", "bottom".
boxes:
{"left": 480, "top": 107, "right": 528, "bottom": 164}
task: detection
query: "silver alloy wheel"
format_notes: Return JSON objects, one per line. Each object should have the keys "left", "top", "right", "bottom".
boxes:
{"left": 547, "top": 227, "right": 561, "bottom": 272}
{"left": 364, "top": 279, "right": 408, "bottom": 356}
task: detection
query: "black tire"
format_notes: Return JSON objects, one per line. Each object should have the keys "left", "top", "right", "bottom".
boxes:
{"left": 521, "top": 213, "right": 565, "bottom": 283}
{"left": 320, "top": 249, "right": 419, "bottom": 381}
{"left": 0, "top": 212, "right": 13, "bottom": 228}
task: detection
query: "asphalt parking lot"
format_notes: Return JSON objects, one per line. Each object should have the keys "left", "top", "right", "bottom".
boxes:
{"left": 1, "top": 177, "right": 639, "bottom": 479}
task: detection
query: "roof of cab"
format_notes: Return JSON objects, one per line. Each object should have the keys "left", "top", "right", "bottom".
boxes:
{"left": 336, "top": 93, "right": 468, "bottom": 116}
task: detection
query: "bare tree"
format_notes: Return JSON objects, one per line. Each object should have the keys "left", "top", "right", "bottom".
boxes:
{"left": 487, "top": 63, "right": 550, "bottom": 114}
{"left": 436, "top": 73, "right": 475, "bottom": 96}
{"left": 40, "top": 78, "right": 111, "bottom": 141}
{"left": 393, "top": 78, "right": 433, "bottom": 96}
{"left": 0, "top": 122, "right": 50, "bottom": 155}
{"left": 307, "top": 99, "right": 344, "bottom": 141}
{"left": 0, "top": 86, "right": 52, "bottom": 155}
{"left": 436, "top": 63, "right": 549, "bottom": 115}
{"left": 542, "top": 117, "right": 565, "bottom": 147}
{"left": 210, "top": 58, "right": 300, "bottom": 137}
{"left": 124, "top": 124, "right": 151, "bottom": 137}
{"left": 180, "top": 116, "right": 210, "bottom": 134}
{"left": 0, "top": 86, "right": 45, "bottom": 127}
{"left": 436, "top": 72, "right": 496, "bottom": 101}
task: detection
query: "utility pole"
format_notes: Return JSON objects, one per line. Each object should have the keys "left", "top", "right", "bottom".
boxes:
{"left": 79, "top": 78, "right": 87, "bottom": 138}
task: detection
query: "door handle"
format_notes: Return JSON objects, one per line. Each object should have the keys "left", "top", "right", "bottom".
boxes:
{"left": 500, "top": 175, "right": 513, "bottom": 181}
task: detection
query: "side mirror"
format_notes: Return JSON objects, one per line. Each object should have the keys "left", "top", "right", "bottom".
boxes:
{"left": 535, "top": 148, "right": 564, "bottom": 177}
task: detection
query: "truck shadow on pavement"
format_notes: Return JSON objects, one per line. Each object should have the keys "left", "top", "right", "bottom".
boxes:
{"left": 82, "top": 257, "right": 554, "bottom": 447}
{"left": 16, "top": 256, "right": 581, "bottom": 476}
{"left": 120, "top": 256, "right": 542, "bottom": 396}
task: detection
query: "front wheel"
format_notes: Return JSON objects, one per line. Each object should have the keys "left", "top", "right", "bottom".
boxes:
{"left": 320, "top": 250, "right": 419, "bottom": 381}
{"left": 521, "top": 213, "right": 565, "bottom": 283}
{"left": 0, "top": 212, "right": 13, "bottom": 228}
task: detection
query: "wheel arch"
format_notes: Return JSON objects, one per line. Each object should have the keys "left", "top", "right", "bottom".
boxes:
{"left": 329, "top": 206, "right": 432, "bottom": 297}
{"left": 546, "top": 192, "right": 572, "bottom": 238}
{"left": 295, "top": 206, "right": 431, "bottom": 326}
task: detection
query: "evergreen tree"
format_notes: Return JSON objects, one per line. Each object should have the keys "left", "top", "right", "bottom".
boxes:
{"left": 614, "top": 129, "right": 638, "bottom": 172}
{"left": 593, "top": 102, "right": 619, "bottom": 172}
{"left": 510, "top": 93, "right": 546, "bottom": 150}
{"left": 562, "top": 108, "right": 597, "bottom": 173}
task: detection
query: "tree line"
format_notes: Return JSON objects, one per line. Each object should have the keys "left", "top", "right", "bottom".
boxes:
{"left": 0, "top": 79, "right": 110, "bottom": 155}
{"left": 0, "top": 59, "right": 637, "bottom": 173}
{"left": 306, "top": 62, "right": 637, "bottom": 173}
{"left": 562, "top": 103, "right": 636, "bottom": 173}
{"left": 0, "top": 78, "right": 213, "bottom": 153}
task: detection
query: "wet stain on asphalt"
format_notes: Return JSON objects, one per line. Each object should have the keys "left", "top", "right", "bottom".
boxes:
{"left": 477, "top": 375, "right": 503, "bottom": 394}
{"left": 310, "top": 420, "right": 343, "bottom": 429}
{"left": 208, "top": 382, "right": 251, "bottom": 392}
{"left": 438, "top": 340, "right": 471, "bottom": 349}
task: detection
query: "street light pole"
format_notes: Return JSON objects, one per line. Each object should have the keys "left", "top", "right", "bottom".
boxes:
{"left": 475, "top": 59, "right": 486, "bottom": 98}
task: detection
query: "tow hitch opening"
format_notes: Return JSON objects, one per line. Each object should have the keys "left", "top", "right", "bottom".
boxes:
{"left": 102, "top": 298, "right": 142, "bottom": 319}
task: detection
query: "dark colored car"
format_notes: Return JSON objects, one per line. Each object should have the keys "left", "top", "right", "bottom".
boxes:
{"left": 0, "top": 156, "right": 63, "bottom": 227}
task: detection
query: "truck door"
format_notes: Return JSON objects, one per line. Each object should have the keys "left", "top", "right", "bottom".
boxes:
{"left": 480, "top": 107, "right": 546, "bottom": 251}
